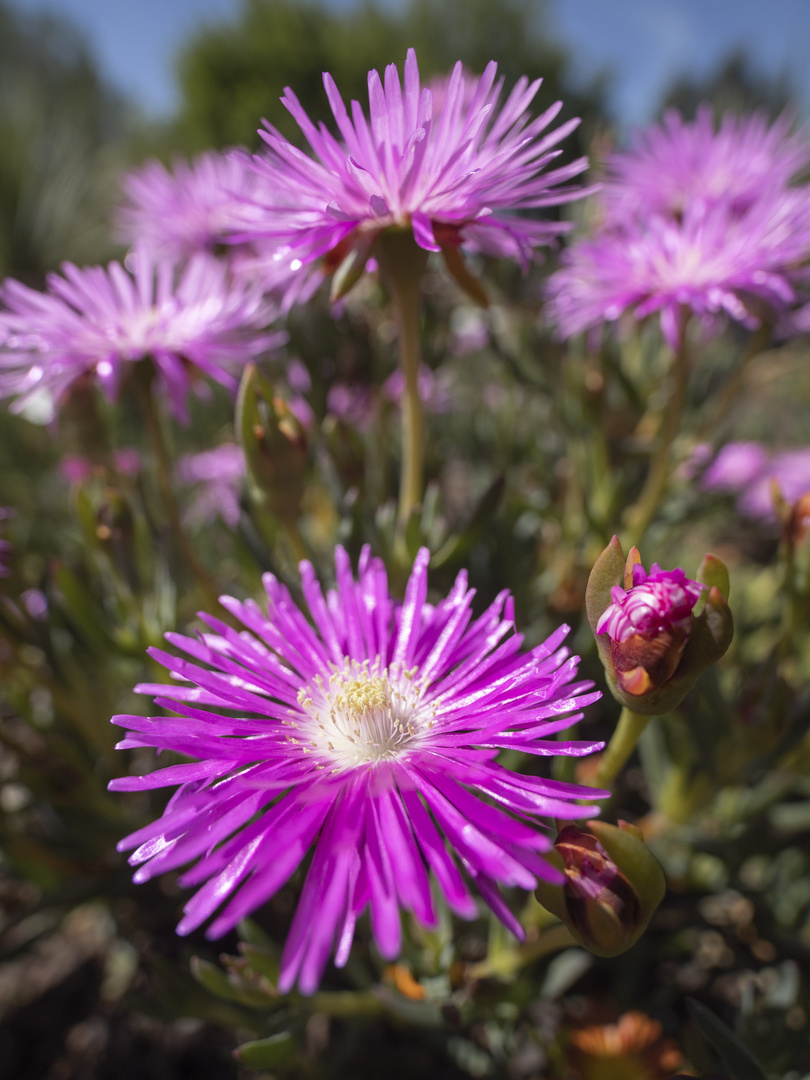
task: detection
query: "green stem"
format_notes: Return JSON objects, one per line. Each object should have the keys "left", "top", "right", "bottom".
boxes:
{"left": 695, "top": 323, "right": 771, "bottom": 441}
{"left": 136, "top": 373, "right": 223, "bottom": 612}
{"left": 469, "top": 923, "right": 577, "bottom": 980}
{"left": 622, "top": 328, "right": 690, "bottom": 543}
{"left": 592, "top": 705, "right": 652, "bottom": 790}
{"left": 375, "top": 230, "right": 429, "bottom": 530}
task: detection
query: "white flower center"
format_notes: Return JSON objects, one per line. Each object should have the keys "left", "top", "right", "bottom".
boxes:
{"left": 294, "top": 660, "right": 434, "bottom": 770}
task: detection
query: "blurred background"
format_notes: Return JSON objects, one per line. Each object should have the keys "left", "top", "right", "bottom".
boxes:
{"left": 2, "top": 2, "right": 810, "bottom": 1079}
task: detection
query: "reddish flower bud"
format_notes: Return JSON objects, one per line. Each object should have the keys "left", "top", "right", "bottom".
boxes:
{"left": 597, "top": 560, "right": 702, "bottom": 696}
{"left": 586, "top": 538, "right": 734, "bottom": 714}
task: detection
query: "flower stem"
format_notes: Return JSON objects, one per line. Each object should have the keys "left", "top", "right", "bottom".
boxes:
{"left": 136, "top": 372, "right": 223, "bottom": 612}
{"left": 469, "top": 923, "right": 577, "bottom": 980}
{"left": 375, "top": 230, "right": 429, "bottom": 530}
{"left": 591, "top": 705, "right": 652, "bottom": 790}
{"left": 622, "top": 327, "right": 690, "bottom": 543}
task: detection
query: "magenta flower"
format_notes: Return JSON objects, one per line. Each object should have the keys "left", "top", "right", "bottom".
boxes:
{"left": 597, "top": 562, "right": 702, "bottom": 644}
{"left": 0, "top": 248, "right": 283, "bottom": 422}
{"left": 546, "top": 195, "right": 810, "bottom": 348}
{"left": 110, "top": 547, "right": 604, "bottom": 993}
{"left": 234, "top": 48, "right": 589, "bottom": 281}
{"left": 602, "top": 105, "right": 809, "bottom": 224}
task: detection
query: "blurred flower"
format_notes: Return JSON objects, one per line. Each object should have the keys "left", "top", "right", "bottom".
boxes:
{"left": 60, "top": 449, "right": 141, "bottom": 485}
{"left": 567, "top": 1010, "right": 682, "bottom": 1080}
{"left": 546, "top": 195, "right": 810, "bottom": 349}
{"left": 602, "top": 105, "right": 809, "bottom": 223}
{"left": 177, "top": 443, "right": 245, "bottom": 528}
{"left": 110, "top": 546, "right": 605, "bottom": 994}
{"left": 326, "top": 382, "right": 376, "bottom": 429}
{"left": 0, "top": 248, "right": 283, "bottom": 422}
{"left": 116, "top": 152, "right": 263, "bottom": 262}
{"left": 534, "top": 819, "right": 666, "bottom": 957}
{"left": 700, "top": 441, "right": 770, "bottom": 491}
{"left": 700, "top": 441, "right": 810, "bottom": 523}
{"left": 383, "top": 364, "right": 451, "bottom": 413}
{"left": 234, "top": 48, "right": 589, "bottom": 290}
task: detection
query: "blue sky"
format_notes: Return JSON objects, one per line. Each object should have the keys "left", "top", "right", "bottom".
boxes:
{"left": 9, "top": 0, "right": 810, "bottom": 130}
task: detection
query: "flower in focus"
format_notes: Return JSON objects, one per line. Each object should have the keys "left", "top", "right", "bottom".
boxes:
{"left": 602, "top": 105, "right": 809, "bottom": 223}
{"left": 177, "top": 443, "right": 245, "bottom": 528}
{"left": 597, "top": 561, "right": 703, "bottom": 646}
{"left": 567, "top": 1010, "right": 682, "bottom": 1080}
{"left": 546, "top": 195, "right": 810, "bottom": 349}
{"left": 586, "top": 538, "right": 733, "bottom": 712}
{"left": 534, "top": 819, "right": 666, "bottom": 957}
{"left": 234, "top": 48, "right": 589, "bottom": 293}
{"left": 110, "top": 546, "right": 605, "bottom": 993}
{"left": 0, "top": 247, "right": 283, "bottom": 422}
{"left": 597, "top": 558, "right": 702, "bottom": 697}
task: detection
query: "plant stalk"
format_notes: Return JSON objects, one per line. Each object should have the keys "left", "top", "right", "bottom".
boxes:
{"left": 592, "top": 705, "right": 652, "bottom": 790}
{"left": 375, "top": 230, "right": 429, "bottom": 530}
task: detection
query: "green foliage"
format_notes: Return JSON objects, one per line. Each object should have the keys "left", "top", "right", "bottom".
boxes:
{"left": 173, "top": 0, "right": 605, "bottom": 153}
{"left": 0, "top": 1, "right": 131, "bottom": 279}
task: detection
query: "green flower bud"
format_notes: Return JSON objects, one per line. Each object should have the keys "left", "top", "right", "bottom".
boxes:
{"left": 534, "top": 819, "right": 666, "bottom": 957}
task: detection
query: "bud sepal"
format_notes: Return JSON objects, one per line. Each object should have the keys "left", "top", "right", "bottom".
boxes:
{"left": 534, "top": 819, "right": 666, "bottom": 957}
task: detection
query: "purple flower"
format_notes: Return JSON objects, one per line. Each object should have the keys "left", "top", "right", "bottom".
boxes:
{"left": 110, "top": 547, "right": 604, "bottom": 993}
{"left": 739, "top": 448, "right": 810, "bottom": 520}
{"left": 0, "top": 248, "right": 283, "bottom": 422}
{"left": 546, "top": 196, "right": 810, "bottom": 348}
{"left": 234, "top": 49, "right": 589, "bottom": 282}
{"left": 602, "top": 106, "right": 809, "bottom": 224}
{"left": 700, "top": 441, "right": 770, "bottom": 492}
{"left": 177, "top": 444, "right": 245, "bottom": 528}
{"left": 117, "top": 152, "right": 264, "bottom": 263}
{"left": 699, "top": 442, "right": 810, "bottom": 522}
{"left": 597, "top": 563, "right": 702, "bottom": 644}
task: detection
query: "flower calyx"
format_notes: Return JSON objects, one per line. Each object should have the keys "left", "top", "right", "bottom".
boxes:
{"left": 534, "top": 819, "right": 666, "bottom": 957}
{"left": 236, "top": 364, "right": 308, "bottom": 529}
{"left": 586, "top": 537, "right": 734, "bottom": 714}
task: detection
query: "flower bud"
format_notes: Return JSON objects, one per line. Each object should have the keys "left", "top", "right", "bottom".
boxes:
{"left": 236, "top": 365, "right": 308, "bottom": 529}
{"left": 586, "top": 538, "right": 733, "bottom": 714}
{"left": 534, "top": 820, "right": 666, "bottom": 957}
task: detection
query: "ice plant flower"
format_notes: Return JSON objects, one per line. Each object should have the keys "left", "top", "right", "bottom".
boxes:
{"left": 597, "top": 562, "right": 703, "bottom": 646}
{"left": 701, "top": 441, "right": 810, "bottom": 524}
{"left": 110, "top": 546, "right": 605, "bottom": 994}
{"left": 596, "top": 559, "right": 703, "bottom": 698}
{"left": 546, "top": 195, "right": 810, "bottom": 349}
{"left": 177, "top": 444, "right": 245, "bottom": 529}
{"left": 586, "top": 538, "right": 733, "bottom": 714}
{"left": 0, "top": 247, "right": 283, "bottom": 422}
{"left": 234, "top": 48, "right": 590, "bottom": 287}
{"left": 117, "top": 152, "right": 264, "bottom": 262}
{"left": 566, "top": 1010, "right": 683, "bottom": 1080}
{"left": 602, "top": 105, "right": 810, "bottom": 224}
